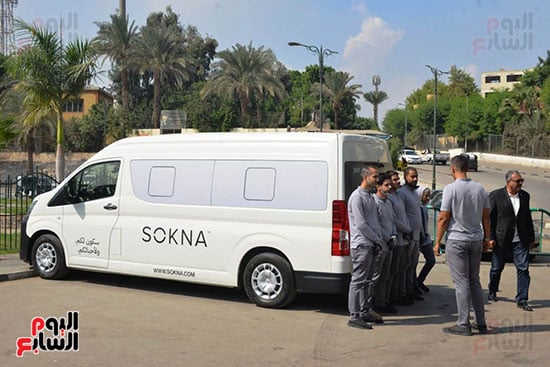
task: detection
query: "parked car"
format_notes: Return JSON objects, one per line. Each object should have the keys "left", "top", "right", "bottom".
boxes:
{"left": 398, "top": 149, "right": 422, "bottom": 164}
{"left": 16, "top": 173, "right": 58, "bottom": 197}
{"left": 461, "top": 153, "right": 478, "bottom": 172}
{"left": 420, "top": 149, "right": 449, "bottom": 165}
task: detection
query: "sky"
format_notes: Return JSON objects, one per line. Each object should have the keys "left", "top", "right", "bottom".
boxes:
{"left": 12, "top": 0, "right": 550, "bottom": 124}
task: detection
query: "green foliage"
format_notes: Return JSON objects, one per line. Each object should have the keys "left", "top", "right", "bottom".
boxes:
{"left": 0, "top": 117, "right": 16, "bottom": 148}
{"left": 382, "top": 108, "right": 407, "bottom": 144}
{"left": 65, "top": 105, "right": 108, "bottom": 152}
{"left": 201, "top": 42, "right": 287, "bottom": 127}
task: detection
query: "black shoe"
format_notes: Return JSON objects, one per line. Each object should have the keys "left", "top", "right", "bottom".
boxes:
{"left": 384, "top": 303, "right": 398, "bottom": 314}
{"left": 414, "top": 287, "right": 423, "bottom": 295}
{"left": 409, "top": 293, "right": 424, "bottom": 301}
{"left": 419, "top": 283, "right": 430, "bottom": 292}
{"left": 348, "top": 318, "right": 373, "bottom": 329}
{"left": 362, "top": 310, "right": 384, "bottom": 324}
{"left": 471, "top": 323, "right": 490, "bottom": 334}
{"left": 517, "top": 302, "right": 533, "bottom": 311}
{"left": 396, "top": 296, "right": 414, "bottom": 306}
{"left": 488, "top": 292, "right": 498, "bottom": 302}
{"left": 442, "top": 325, "right": 472, "bottom": 336}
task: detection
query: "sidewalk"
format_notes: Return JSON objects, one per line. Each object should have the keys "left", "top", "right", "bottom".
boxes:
{"left": 0, "top": 252, "right": 35, "bottom": 282}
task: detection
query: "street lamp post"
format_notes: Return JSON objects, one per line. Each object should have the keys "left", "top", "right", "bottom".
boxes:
{"left": 288, "top": 42, "right": 337, "bottom": 132}
{"left": 398, "top": 102, "right": 408, "bottom": 147}
{"left": 425, "top": 65, "right": 449, "bottom": 191}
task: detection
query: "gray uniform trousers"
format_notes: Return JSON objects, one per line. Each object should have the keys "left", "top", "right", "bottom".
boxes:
{"left": 373, "top": 248, "right": 393, "bottom": 307}
{"left": 445, "top": 239, "right": 486, "bottom": 327}
{"left": 348, "top": 245, "right": 382, "bottom": 319}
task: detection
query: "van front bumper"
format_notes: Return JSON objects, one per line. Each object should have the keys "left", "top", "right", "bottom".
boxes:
{"left": 19, "top": 215, "right": 31, "bottom": 264}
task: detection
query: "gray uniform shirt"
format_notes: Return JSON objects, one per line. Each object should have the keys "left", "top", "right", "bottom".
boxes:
{"left": 398, "top": 184, "right": 423, "bottom": 240}
{"left": 440, "top": 178, "right": 489, "bottom": 241}
{"left": 348, "top": 186, "right": 384, "bottom": 249}
{"left": 374, "top": 194, "right": 396, "bottom": 251}
{"left": 387, "top": 192, "right": 412, "bottom": 246}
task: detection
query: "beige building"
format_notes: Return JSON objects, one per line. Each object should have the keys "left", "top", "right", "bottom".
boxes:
{"left": 480, "top": 68, "right": 531, "bottom": 97}
{"left": 62, "top": 86, "right": 114, "bottom": 120}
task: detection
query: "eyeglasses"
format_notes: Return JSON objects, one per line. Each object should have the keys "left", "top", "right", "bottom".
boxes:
{"left": 511, "top": 179, "right": 525, "bottom": 184}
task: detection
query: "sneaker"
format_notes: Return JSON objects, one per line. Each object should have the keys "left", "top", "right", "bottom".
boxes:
{"left": 442, "top": 325, "right": 472, "bottom": 336}
{"left": 488, "top": 292, "right": 498, "bottom": 302}
{"left": 361, "top": 310, "right": 383, "bottom": 324}
{"left": 348, "top": 318, "right": 373, "bottom": 329}
{"left": 418, "top": 283, "right": 430, "bottom": 292}
{"left": 517, "top": 302, "right": 533, "bottom": 311}
{"left": 471, "top": 323, "right": 490, "bottom": 334}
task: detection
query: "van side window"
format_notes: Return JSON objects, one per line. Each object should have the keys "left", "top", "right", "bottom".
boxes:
{"left": 244, "top": 168, "right": 276, "bottom": 201}
{"left": 51, "top": 161, "right": 120, "bottom": 205}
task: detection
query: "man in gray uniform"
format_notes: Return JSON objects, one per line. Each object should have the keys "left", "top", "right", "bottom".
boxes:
{"left": 373, "top": 173, "right": 398, "bottom": 314}
{"left": 387, "top": 170, "right": 413, "bottom": 307}
{"left": 397, "top": 167, "right": 424, "bottom": 302}
{"left": 435, "top": 154, "right": 490, "bottom": 336}
{"left": 347, "top": 166, "right": 384, "bottom": 329}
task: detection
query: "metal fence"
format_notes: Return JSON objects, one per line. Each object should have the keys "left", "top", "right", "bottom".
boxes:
{"left": 0, "top": 170, "right": 57, "bottom": 253}
{"left": 421, "top": 134, "right": 550, "bottom": 158}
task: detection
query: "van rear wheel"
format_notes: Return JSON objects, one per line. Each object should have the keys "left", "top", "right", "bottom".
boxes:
{"left": 32, "top": 234, "right": 69, "bottom": 279}
{"left": 243, "top": 253, "right": 297, "bottom": 308}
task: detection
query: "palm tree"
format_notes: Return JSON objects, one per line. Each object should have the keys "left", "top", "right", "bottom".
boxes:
{"left": 94, "top": 14, "right": 138, "bottom": 111}
{"left": 364, "top": 90, "right": 388, "bottom": 127}
{"left": 313, "top": 71, "right": 361, "bottom": 129}
{"left": 132, "top": 19, "right": 195, "bottom": 128}
{"left": 7, "top": 20, "right": 97, "bottom": 180}
{"left": 201, "top": 42, "right": 286, "bottom": 126}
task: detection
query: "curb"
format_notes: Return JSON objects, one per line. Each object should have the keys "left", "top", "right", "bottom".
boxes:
{"left": 0, "top": 270, "right": 36, "bottom": 282}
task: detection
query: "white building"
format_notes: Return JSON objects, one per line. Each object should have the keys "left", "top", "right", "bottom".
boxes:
{"left": 480, "top": 68, "right": 531, "bottom": 97}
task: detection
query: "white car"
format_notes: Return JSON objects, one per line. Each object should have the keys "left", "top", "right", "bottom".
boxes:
{"left": 398, "top": 149, "right": 422, "bottom": 164}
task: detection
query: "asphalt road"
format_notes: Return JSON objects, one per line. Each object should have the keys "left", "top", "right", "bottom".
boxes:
{"left": 2, "top": 260, "right": 550, "bottom": 367}
{"left": 414, "top": 161, "right": 550, "bottom": 211}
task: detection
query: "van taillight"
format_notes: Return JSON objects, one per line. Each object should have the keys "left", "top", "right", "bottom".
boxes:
{"left": 332, "top": 200, "right": 350, "bottom": 256}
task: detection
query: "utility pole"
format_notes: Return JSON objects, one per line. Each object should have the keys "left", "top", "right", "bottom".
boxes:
{"left": 119, "top": 0, "right": 126, "bottom": 17}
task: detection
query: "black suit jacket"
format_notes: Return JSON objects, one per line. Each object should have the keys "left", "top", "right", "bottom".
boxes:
{"left": 489, "top": 187, "right": 534, "bottom": 248}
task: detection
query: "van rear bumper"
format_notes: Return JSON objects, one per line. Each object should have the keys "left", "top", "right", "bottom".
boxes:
{"left": 295, "top": 271, "right": 350, "bottom": 294}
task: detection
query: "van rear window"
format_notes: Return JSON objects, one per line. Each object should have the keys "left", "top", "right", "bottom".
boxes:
{"left": 344, "top": 162, "right": 387, "bottom": 201}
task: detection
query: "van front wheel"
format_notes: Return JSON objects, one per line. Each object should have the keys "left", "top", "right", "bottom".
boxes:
{"left": 32, "top": 234, "right": 69, "bottom": 279}
{"left": 243, "top": 253, "right": 297, "bottom": 308}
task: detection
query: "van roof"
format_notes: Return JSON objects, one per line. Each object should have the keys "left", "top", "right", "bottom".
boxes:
{"left": 102, "top": 132, "right": 384, "bottom": 150}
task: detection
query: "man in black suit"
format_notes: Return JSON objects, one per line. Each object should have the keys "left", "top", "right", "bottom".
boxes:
{"left": 487, "top": 170, "right": 535, "bottom": 311}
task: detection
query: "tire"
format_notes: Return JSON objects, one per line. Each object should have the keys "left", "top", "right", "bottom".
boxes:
{"left": 243, "top": 253, "right": 297, "bottom": 308}
{"left": 32, "top": 234, "right": 69, "bottom": 279}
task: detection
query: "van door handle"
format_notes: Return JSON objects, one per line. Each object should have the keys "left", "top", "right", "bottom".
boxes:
{"left": 103, "top": 203, "right": 118, "bottom": 210}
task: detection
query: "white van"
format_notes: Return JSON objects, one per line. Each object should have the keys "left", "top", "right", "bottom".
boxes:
{"left": 20, "top": 132, "right": 392, "bottom": 308}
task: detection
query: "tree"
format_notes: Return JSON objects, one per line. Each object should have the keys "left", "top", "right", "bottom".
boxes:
{"left": 201, "top": 42, "right": 286, "bottom": 127}
{"left": 7, "top": 20, "right": 97, "bottom": 180}
{"left": 313, "top": 71, "right": 361, "bottom": 129}
{"left": 363, "top": 90, "right": 388, "bottom": 128}
{"left": 94, "top": 13, "right": 138, "bottom": 112}
{"left": 446, "top": 65, "right": 479, "bottom": 98}
{"left": 132, "top": 9, "right": 196, "bottom": 128}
